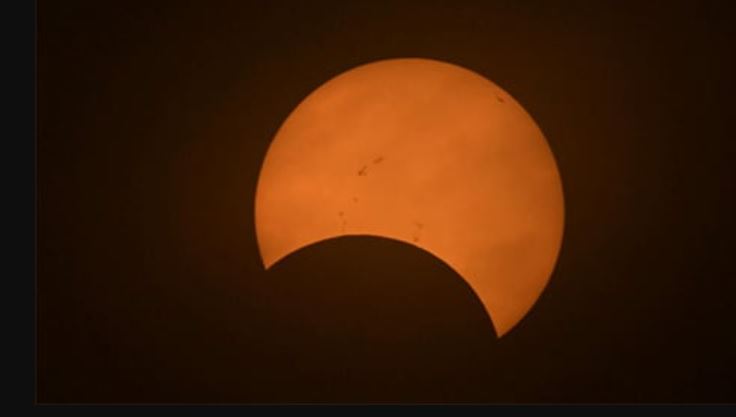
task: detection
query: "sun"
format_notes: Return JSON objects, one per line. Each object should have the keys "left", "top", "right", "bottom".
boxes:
{"left": 254, "top": 58, "right": 564, "bottom": 337}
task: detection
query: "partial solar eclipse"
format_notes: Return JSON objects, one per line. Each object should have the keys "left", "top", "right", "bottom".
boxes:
{"left": 254, "top": 58, "right": 564, "bottom": 337}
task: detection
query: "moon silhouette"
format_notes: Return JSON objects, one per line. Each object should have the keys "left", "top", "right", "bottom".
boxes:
{"left": 254, "top": 58, "right": 564, "bottom": 337}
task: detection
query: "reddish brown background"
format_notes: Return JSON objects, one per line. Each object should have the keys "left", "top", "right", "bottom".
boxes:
{"left": 38, "top": 0, "right": 736, "bottom": 403}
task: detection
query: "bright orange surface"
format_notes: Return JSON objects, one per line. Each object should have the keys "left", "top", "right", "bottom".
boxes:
{"left": 255, "top": 58, "right": 564, "bottom": 336}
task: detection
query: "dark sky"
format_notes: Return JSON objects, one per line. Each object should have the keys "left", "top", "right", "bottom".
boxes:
{"left": 37, "top": 0, "right": 736, "bottom": 403}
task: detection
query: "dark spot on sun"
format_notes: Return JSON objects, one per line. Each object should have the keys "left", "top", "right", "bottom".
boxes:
{"left": 352, "top": 197, "right": 359, "bottom": 203}
{"left": 373, "top": 156, "right": 384, "bottom": 164}
{"left": 357, "top": 166, "right": 367, "bottom": 176}
{"left": 338, "top": 211, "right": 344, "bottom": 217}
{"left": 411, "top": 222, "right": 423, "bottom": 243}
{"left": 496, "top": 95, "right": 505, "bottom": 103}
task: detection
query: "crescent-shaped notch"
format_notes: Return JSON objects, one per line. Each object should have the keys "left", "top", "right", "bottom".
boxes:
{"left": 254, "top": 58, "right": 564, "bottom": 337}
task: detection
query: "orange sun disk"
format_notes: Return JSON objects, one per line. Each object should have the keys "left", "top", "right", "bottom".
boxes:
{"left": 254, "top": 58, "right": 564, "bottom": 337}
